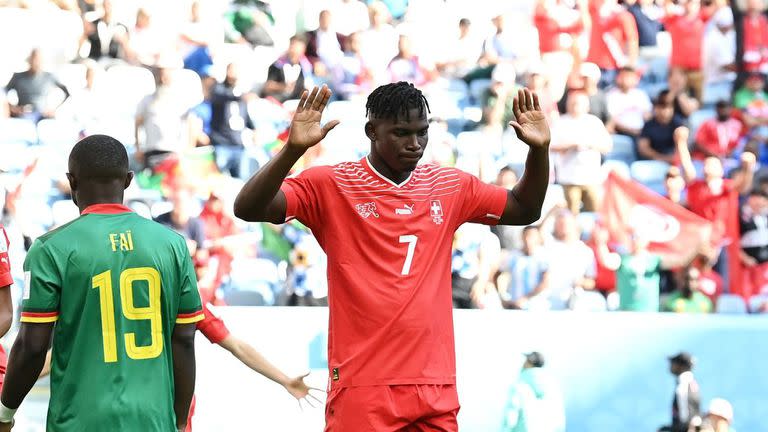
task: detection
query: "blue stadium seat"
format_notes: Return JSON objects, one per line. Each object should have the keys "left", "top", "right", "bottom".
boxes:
{"left": 631, "top": 160, "right": 670, "bottom": 195}
{"left": 226, "top": 258, "right": 281, "bottom": 305}
{"left": 605, "top": 134, "right": 635, "bottom": 164}
{"left": 748, "top": 294, "right": 768, "bottom": 313}
{"left": 577, "top": 211, "right": 598, "bottom": 240}
{"left": 469, "top": 78, "right": 492, "bottom": 105}
{"left": 0, "top": 118, "right": 37, "bottom": 145}
{"left": 601, "top": 159, "right": 631, "bottom": 178}
{"left": 716, "top": 294, "right": 747, "bottom": 314}
{"left": 36, "top": 118, "right": 79, "bottom": 149}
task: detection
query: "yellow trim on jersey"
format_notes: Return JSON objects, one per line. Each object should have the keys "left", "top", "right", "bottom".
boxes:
{"left": 175, "top": 313, "right": 204, "bottom": 324}
{"left": 20, "top": 315, "right": 59, "bottom": 323}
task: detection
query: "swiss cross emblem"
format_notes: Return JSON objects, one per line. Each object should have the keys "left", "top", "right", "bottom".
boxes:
{"left": 355, "top": 202, "right": 379, "bottom": 219}
{"left": 430, "top": 200, "right": 444, "bottom": 225}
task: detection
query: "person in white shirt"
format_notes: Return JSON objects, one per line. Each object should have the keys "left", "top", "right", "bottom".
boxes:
{"left": 606, "top": 66, "right": 652, "bottom": 138}
{"left": 359, "top": 2, "right": 399, "bottom": 85}
{"left": 702, "top": 8, "right": 736, "bottom": 105}
{"left": 436, "top": 18, "right": 483, "bottom": 79}
{"left": 551, "top": 90, "right": 612, "bottom": 214}
{"left": 330, "top": 0, "right": 371, "bottom": 37}
{"left": 480, "top": 13, "right": 541, "bottom": 76}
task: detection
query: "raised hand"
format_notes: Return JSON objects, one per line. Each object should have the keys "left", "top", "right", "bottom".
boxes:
{"left": 284, "top": 372, "right": 325, "bottom": 410}
{"left": 509, "top": 88, "right": 551, "bottom": 149}
{"left": 287, "top": 85, "right": 340, "bottom": 149}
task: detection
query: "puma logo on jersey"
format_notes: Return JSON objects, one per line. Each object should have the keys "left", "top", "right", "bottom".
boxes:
{"left": 395, "top": 204, "right": 414, "bottom": 215}
{"left": 355, "top": 202, "right": 379, "bottom": 219}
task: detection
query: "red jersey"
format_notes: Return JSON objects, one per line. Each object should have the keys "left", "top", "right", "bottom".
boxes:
{"left": 534, "top": 10, "right": 583, "bottom": 54}
{"left": 662, "top": 13, "right": 705, "bottom": 70}
{"left": 692, "top": 118, "right": 743, "bottom": 160}
{"left": 197, "top": 303, "right": 230, "bottom": 344}
{"left": 687, "top": 179, "right": 738, "bottom": 247}
{"left": 281, "top": 158, "right": 507, "bottom": 388}
{"left": 586, "top": 8, "right": 638, "bottom": 70}
{"left": 743, "top": 14, "right": 768, "bottom": 72}
{"left": 0, "top": 225, "right": 11, "bottom": 383}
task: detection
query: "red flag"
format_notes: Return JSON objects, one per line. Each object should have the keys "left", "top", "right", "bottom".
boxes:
{"left": 600, "top": 172, "right": 713, "bottom": 267}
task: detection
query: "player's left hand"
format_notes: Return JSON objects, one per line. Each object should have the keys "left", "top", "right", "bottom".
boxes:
{"left": 284, "top": 372, "right": 324, "bottom": 410}
{"left": 509, "top": 88, "right": 551, "bottom": 149}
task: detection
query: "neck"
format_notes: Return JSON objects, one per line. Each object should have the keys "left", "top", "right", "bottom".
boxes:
{"left": 368, "top": 153, "right": 410, "bottom": 185}
{"left": 77, "top": 196, "right": 124, "bottom": 213}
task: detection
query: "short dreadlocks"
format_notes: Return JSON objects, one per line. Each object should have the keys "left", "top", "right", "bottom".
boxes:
{"left": 365, "top": 81, "right": 431, "bottom": 121}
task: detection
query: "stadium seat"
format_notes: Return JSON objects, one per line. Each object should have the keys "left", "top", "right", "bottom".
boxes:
{"left": 605, "top": 134, "right": 635, "bottom": 164}
{"left": 88, "top": 116, "right": 136, "bottom": 147}
{"left": 748, "top": 294, "right": 768, "bottom": 313}
{"left": 688, "top": 109, "right": 715, "bottom": 135}
{"left": 630, "top": 160, "right": 670, "bottom": 195}
{"left": 37, "top": 118, "right": 80, "bottom": 149}
{"left": 170, "top": 68, "right": 204, "bottom": 111}
{"left": 570, "top": 290, "right": 608, "bottom": 312}
{"left": 468, "top": 78, "right": 492, "bottom": 105}
{"left": 50, "top": 199, "right": 79, "bottom": 227}
{"left": 601, "top": 159, "right": 630, "bottom": 179}
{"left": 606, "top": 291, "right": 620, "bottom": 311}
{"left": 456, "top": 130, "right": 487, "bottom": 159}
{"left": 716, "top": 294, "right": 747, "bottom": 314}
{"left": 96, "top": 65, "right": 155, "bottom": 117}
{"left": 577, "top": 212, "right": 598, "bottom": 241}
{"left": 55, "top": 63, "right": 88, "bottom": 92}
{"left": 0, "top": 118, "right": 37, "bottom": 145}
{"left": 226, "top": 258, "right": 281, "bottom": 305}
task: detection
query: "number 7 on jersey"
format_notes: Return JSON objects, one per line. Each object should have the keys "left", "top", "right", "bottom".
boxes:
{"left": 398, "top": 235, "right": 418, "bottom": 276}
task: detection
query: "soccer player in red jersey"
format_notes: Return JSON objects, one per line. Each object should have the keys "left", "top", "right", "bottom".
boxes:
{"left": 0, "top": 226, "right": 15, "bottom": 391}
{"left": 234, "top": 82, "right": 550, "bottom": 431}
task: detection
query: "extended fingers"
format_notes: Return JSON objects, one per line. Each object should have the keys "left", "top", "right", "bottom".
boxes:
{"left": 524, "top": 88, "right": 534, "bottom": 111}
{"left": 512, "top": 89, "right": 522, "bottom": 119}
{"left": 296, "top": 90, "right": 309, "bottom": 113}
{"left": 311, "top": 85, "right": 328, "bottom": 111}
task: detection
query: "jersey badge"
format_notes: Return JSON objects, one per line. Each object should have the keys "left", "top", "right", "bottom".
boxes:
{"left": 430, "top": 200, "right": 444, "bottom": 225}
{"left": 355, "top": 202, "right": 379, "bottom": 219}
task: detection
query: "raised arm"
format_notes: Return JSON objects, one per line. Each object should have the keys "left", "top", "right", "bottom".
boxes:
{"left": 171, "top": 323, "right": 197, "bottom": 432}
{"left": 233, "top": 85, "right": 339, "bottom": 223}
{"left": 499, "top": 88, "right": 551, "bottom": 225}
{"left": 0, "top": 322, "right": 54, "bottom": 428}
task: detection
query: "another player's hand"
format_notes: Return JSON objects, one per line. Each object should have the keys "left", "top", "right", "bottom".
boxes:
{"left": 509, "top": 88, "right": 550, "bottom": 150}
{"left": 287, "top": 85, "right": 340, "bottom": 150}
{"left": 284, "top": 372, "right": 324, "bottom": 410}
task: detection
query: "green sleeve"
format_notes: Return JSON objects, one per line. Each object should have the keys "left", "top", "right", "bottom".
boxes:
{"left": 20, "top": 240, "right": 62, "bottom": 323}
{"left": 175, "top": 242, "right": 203, "bottom": 324}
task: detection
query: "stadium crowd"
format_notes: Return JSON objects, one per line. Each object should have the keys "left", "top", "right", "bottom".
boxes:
{"left": 1, "top": 0, "right": 768, "bottom": 315}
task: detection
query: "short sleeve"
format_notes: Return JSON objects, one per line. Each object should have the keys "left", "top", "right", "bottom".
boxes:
{"left": 456, "top": 170, "right": 508, "bottom": 225}
{"left": 20, "top": 240, "right": 61, "bottom": 323}
{"left": 175, "top": 242, "right": 204, "bottom": 324}
{"left": 639, "top": 121, "right": 653, "bottom": 139}
{"left": 0, "top": 226, "right": 11, "bottom": 288}
{"left": 196, "top": 304, "right": 230, "bottom": 344}
{"left": 280, "top": 166, "right": 330, "bottom": 230}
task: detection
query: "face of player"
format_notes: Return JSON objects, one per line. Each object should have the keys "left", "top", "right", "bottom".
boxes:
{"left": 367, "top": 108, "right": 429, "bottom": 176}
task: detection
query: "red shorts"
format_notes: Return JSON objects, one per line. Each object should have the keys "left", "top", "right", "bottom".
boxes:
{"left": 324, "top": 384, "right": 459, "bottom": 432}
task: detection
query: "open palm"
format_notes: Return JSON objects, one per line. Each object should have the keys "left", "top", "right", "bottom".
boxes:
{"left": 287, "top": 85, "right": 340, "bottom": 149}
{"left": 509, "top": 88, "right": 551, "bottom": 149}
{"left": 284, "top": 373, "right": 324, "bottom": 410}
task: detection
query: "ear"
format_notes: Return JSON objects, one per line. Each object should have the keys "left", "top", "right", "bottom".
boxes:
{"left": 66, "top": 173, "right": 77, "bottom": 192}
{"left": 124, "top": 171, "right": 134, "bottom": 190}
{"left": 364, "top": 121, "right": 376, "bottom": 142}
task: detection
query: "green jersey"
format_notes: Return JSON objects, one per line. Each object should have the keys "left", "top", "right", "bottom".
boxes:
{"left": 20, "top": 204, "right": 204, "bottom": 432}
{"left": 616, "top": 253, "right": 661, "bottom": 312}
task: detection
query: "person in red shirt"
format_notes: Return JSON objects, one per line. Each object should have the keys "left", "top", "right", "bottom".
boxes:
{"left": 741, "top": 0, "right": 768, "bottom": 73}
{"left": 692, "top": 101, "right": 743, "bottom": 162}
{"left": 0, "top": 227, "right": 15, "bottom": 392}
{"left": 233, "top": 82, "right": 550, "bottom": 431}
{"left": 586, "top": 0, "right": 639, "bottom": 88}
{"left": 661, "top": 0, "right": 706, "bottom": 100}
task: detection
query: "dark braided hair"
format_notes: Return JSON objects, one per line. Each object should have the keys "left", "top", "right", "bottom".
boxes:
{"left": 365, "top": 81, "right": 430, "bottom": 121}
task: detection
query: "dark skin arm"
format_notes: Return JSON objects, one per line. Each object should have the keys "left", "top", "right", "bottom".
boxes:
{"left": 499, "top": 88, "right": 551, "bottom": 225}
{"left": 0, "top": 323, "right": 54, "bottom": 413}
{"left": 233, "top": 85, "right": 339, "bottom": 223}
{"left": 172, "top": 323, "right": 197, "bottom": 432}
{"left": 0, "top": 287, "right": 12, "bottom": 338}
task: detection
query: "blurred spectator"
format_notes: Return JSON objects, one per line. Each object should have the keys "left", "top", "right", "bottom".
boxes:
{"left": 223, "top": 0, "right": 276, "bottom": 47}
{"left": 741, "top": 0, "right": 768, "bottom": 73}
{"left": 451, "top": 223, "right": 501, "bottom": 309}
{"left": 702, "top": 8, "right": 736, "bottom": 104}
{"left": 387, "top": 34, "right": 437, "bottom": 86}
{"left": 699, "top": 398, "right": 735, "bottom": 432}
{"left": 199, "top": 191, "right": 240, "bottom": 303}
{"left": 209, "top": 62, "right": 256, "bottom": 178}
{"left": 692, "top": 101, "right": 742, "bottom": 162}
{"left": 533, "top": 0, "right": 588, "bottom": 100}
{"left": 360, "top": 2, "right": 399, "bottom": 83}
{"left": 662, "top": 266, "right": 713, "bottom": 313}
{"left": 551, "top": 90, "right": 612, "bottom": 214}
{"left": 189, "top": 72, "right": 217, "bottom": 147}
{"left": 606, "top": 66, "right": 652, "bottom": 139}
{"left": 499, "top": 226, "right": 550, "bottom": 311}
{"left": 305, "top": 10, "right": 346, "bottom": 73}
{"left": 56, "top": 61, "right": 101, "bottom": 135}
{"left": 586, "top": 224, "right": 618, "bottom": 296}
{"left": 419, "top": 117, "right": 455, "bottom": 167}
{"left": 5, "top": 48, "right": 69, "bottom": 121}
{"left": 624, "top": 0, "right": 664, "bottom": 51}
{"left": 658, "top": 352, "right": 702, "bottom": 432}
{"left": 586, "top": 0, "right": 639, "bottom": 88}
{"left": 739, "top": 188, "right": 768, "bottom": 266}
{"left": 436, "top": 18, "right": 483, "bottom": 80}
{"left": 543, "top": 210, "right": 596, "bottom": 310}
{"left": 502, "top": 352, "right": 566, "bottom": 432}
{"left": 331, "top": 0, "right": 371, "bottom": 36}
{"left": 664, "top": 165, "right": 687, "bottom": 206}
{"left": 559, "top": 62, "right": 610, "bottom": 124}
{"left": 179, "top": 0, "right": 220, "bottom": 77}
{"left": 663, "top": 71, "right": 700, "bottom": 120}
{"left": 125, "top": 7, "right": 166, "bottom": 67}
{"left": 595, "top": 229, "right": 661, "bottom": 312}
{"left": 733, "top": 73, "right": 768, "bottom": 160}
{"left": 490, "top": 167, "right": 524, "bottom": 250}
{"left": 481, "top": 63, "right": 518, "bottom": 132}
{"left": 637, "top": 97, "right": 688, "bottom": 163}
{"left": 526, "top": 66, "right": 560, "bottom": 124}
{"left": 84, "top": 0, "right": 129, "bottom": 62}
{"left": 135, "top": 63, "right": 192, "bottom": 169}
{"left": 262, "top": 35, "right": 314, "bottom": 103}
{"left": 479, "top": 13, "right": 540, "bottom": 77}
{"left": 335, "top": 31, "right": 374, "bottom": 99}
{"left": 661, "top": 0, "right": 706, "bottom": 101}
{"left": 284, "top": 234, "right": 328, "bottom": 306}
{"left": 695, "top": 249, "right": 724, "bottom": 304}
{"left": 155, "top": 187, "right": 206, "bottom": 260}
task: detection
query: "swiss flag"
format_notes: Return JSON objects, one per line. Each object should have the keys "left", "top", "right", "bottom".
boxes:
{"left": 600, "top": 172, "right": 713, "bottom": 269}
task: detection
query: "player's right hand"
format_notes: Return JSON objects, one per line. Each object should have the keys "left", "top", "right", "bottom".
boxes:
{"left": 286, "top": 85, "right": 340, "bottom": 150}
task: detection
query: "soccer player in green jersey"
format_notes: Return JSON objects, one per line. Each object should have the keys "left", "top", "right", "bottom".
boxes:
{"left": 0, "top": 135, "right": 204, "bottom": 432}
